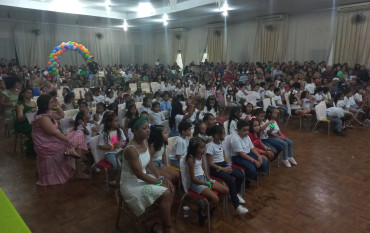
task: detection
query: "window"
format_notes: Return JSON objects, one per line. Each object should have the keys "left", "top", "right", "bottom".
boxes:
{"left": 201, "top": 52, "right": 208, "bottom": 63}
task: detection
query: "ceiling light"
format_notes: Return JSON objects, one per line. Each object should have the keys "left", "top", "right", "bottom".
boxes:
{"left": 163, "top": 20, "right": 168, "bottom": 26}
{"left": 220, "top": 1, "right": 229, "bottom": 11}
{"left": 137, "top": 2, "right": 155, "bottom": 18}
{"left": 222, "top": 10, "right": 228, "bottom": 17}
{"left": 123, "top": 19, "right": 128, "bottom": 31}
{"left": 163, "top": 13, "right": 168, "bottom": 21}
{"left": 105, "top": 0, "right": 111, "bottom": 11}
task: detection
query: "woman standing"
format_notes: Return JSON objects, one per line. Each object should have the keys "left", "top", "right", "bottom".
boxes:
{"left": 32, "top": 95, "right": 89, "bottom": 186}
{"left": 0, "top": 75, "right": 22, "bottom": 130}
{"left": 120, "top": 117, "right": 176, "bottom": 233}
{"left": 14, "top": 87, "right": 37, "bottom": 155}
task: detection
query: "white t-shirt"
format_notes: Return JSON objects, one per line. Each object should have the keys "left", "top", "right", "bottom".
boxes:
{"left": 268, "top": 120, "right": 280, "bottom": 134}
{"left": 354, "top": 93, "right": 363, "bottom": 102}
{"left": 302, "top": 98, "right": 311, "bottom": 109}
{"left": 265, "top": 90, "right": 275, "bottom": 98}
{"left": 314, "top": 93, "right": 324, "bottom": 104}
{"left": 175, "top": 114, "right": 184, "bottom": 130}
{"left": 93, "top": 95, "right": 105, "bottom": 104}
{"left": 105, "top": 97, "right": 115, "bottom": 105}
{"left": 304, "top": 83, "right": 316, "bottom": 95}
{"left": 152, "top": 111, "right": 165, "bottom": 125}
{"left": 206, "top": 141, "right": 225, "bottom": 163}
{"left": 135, "top": 95, "right": 144, "bottom": 102}
{"left": 253, "top": 91, "right": 262, "bottom": 100}
{"left": 230, "top": 133, "right": 254, "bottom": 155}
{"left": 273, "top": 95, "right": 283, "bottom": 105}
{"left": 236, "top": 90, "right": 247, "bottom": 102}
{"left": 260, "top": 120, "right": 269, "bottom": 140}
{"left": 203, "top": 107, "right": 217, "bottom": 118}
{"left": 229, "top": 119, "right": 238, "bottom": 135}
{"left": 337, "top": 100, "right": 349, "bottom": 109}
{"left": 188, "top": 109, "right": 203, "bottom": 124}
{"left": 345, "top": 96, "right": 356, "bottom": 106}
{"left": 98, "top": 129, "right": 126, "bottom": 154}
{"left": 168, "top": 136, "right": 189, "bottom": 160}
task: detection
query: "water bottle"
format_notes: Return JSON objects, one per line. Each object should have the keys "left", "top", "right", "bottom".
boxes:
{"left": 183, "top": 206, "right": 190, "bottom": 218}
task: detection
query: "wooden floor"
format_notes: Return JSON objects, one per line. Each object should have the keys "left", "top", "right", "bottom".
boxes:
{"left": 1, "top": 122, "right": 370, "bottom": 233}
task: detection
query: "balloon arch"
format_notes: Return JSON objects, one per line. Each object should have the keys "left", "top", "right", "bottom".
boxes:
{"left": 47, "top": 41, "right": 93, "bottom": 78}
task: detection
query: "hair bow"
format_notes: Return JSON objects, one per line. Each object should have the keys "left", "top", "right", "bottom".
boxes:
{"left": 247, "top": 116, "right": 256, "bottom": 120}
{"left": 292, "top": 90, "right": 298, "bottom": 95}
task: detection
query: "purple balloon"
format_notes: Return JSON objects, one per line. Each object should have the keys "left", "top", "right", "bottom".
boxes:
{"left": 73, "top": 46, "right": 76, "bottom": 50}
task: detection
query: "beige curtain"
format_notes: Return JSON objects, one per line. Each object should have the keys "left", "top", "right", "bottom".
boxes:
{"left": 256, "top": 18, "right": 287, "bottom": 62}
{"left": 333, "top": 10, "right": 370, "bottom": 67}
{"left": 207, "top": 27, "right": 226, "bottom": 63}
{"left": 170, "top": 30, "right": 187, "bottom": 66}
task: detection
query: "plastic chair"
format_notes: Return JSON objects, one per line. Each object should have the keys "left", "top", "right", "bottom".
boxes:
{"left": 263, "top": 98, "right": 272, "bottom": 111}
{"left": 59, "top": 117, "right": 74, "bottom": 134}
{"left": 165, "top": 136, "right": 179, "bottom": 171}
{"left": 160, "top": 119, "right": 171, "bottom": 135}
{"left": 140, "top": 82, "right": 151, "bottom": 93}
{"left": 150, "top": 82, "right": 159, "bottom": 93}
{"left": 223, "top": 120, "right": 229, "bottom": 135}
{"left": 129, "top": 83, "right": 137, "bottom": 93}
{"left": 162, "top": 110, "right": 169, "bottom": 119}
{"left": 64, "top": 109, "right": 78, "bottom": 118}
{"left": 117, "top": 108, "right": 126, "bottom": 125}
{"left": 312, "top": 101, "right": 331, "bottom": 136}
{"left": 89, "top": 135, "right": 112, "bottom": 192}
{"left": 284, "top": 93, "right": 302, "bottom": 131}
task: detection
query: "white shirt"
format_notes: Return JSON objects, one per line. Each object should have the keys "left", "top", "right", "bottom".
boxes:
{"left": 273, "top": 95, "right": 283, "bottom": 105}
{"left": 301, "top": 98, "right": 311, "bottom": 109}
{"left": 152, "top": 111, "right": 165, "bottom": 125}
{"left": 175, "top": 114, "right": 184, "bottom": 130}
{"left": 203, "top": 107, "right": 217, "bottom": 118}
{"left": 354, "top": 93, "right": 363, "bottom": 102}
{"left": 206, "top": 141, "right": 225, "bottom": 163}
{"left": 337, "top": 100, "right": 349, "bottom": 109}
{"left": 260, "top": 120, "right": 269, "bottom": 140}
{"left": 105, "top": 97, "right": 115, "bottom": 105}
{"left": 346, "top": 96, "right": 356, "bottom": 106}
{"left": 98, "top": 129, "right": 126, "bottom": 154}
{"left": 229, "top": 119, "right": 238, "bottom": 135}
{"left": 236, "top": 90, "right": 248, "bottom": 102}
{"left": 265, "top": 90, "right": 275, "bottom": 98}
{"left": 230, "top": 133, "right": 254, "bottom": 155}
{"left": 327, "top": 107, "right": 344, "bottom": 118}
{"left": 253, "top": 91, "right": 262, "bottom": 100}
{"left": 135, "top": 95, "right": 144, "bottom": 102}
{"left": 304, "top": 83, "right": 316, "bottom": 95}
{"left": 93, "top": 95, "right": 105, "bottom": 104}
{"left": 168, "top": 136, "right": 189, "bottom": 160}
{"left": 189, "top": 109, "right": 203, "bottom": 124}
{"left": 314, "top": 93, "right": 325, "bottom": 104}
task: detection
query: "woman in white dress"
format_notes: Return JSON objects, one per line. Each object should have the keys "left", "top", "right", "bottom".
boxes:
{"left": 120, "top": 117, "right": 176, "bottom": 233}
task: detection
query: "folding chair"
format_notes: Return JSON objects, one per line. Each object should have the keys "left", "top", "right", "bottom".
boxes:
{"left": 89, "top": 135, "right": 112, "bottom": 192}
{"left": 312, "top": 101, "right": 331, "bottom": 136}
{"left": 140, "top": 82, "right": 151, "bottom": 93}
{"left": 223, "top": 120, "right": 229, "bottom": 135}
{"left": 129, "top": 83, "right": 138, "bottom": 93}
{"left": 166, "top": 136, "right": 179, "bottom": 171}
{"left": 150, "top": 82, "right": 159, "bottom": 93}
{"left": 284, "top": 93, "right": 302, "bottom": 130}
{"left": 263, "top": 98, "right": 272, "bottom": 111}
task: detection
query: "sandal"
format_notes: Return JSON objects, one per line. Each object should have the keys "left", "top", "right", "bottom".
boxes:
{"left": 64, "top": 147, "right": 81, "bottom": 159}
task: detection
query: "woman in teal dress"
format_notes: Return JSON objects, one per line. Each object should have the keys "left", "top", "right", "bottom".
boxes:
{"left": 0, "top": 76, "right": 22, "bottom": 131}
{"left": 14, "top": 87, "right": 37, "bottom": 155}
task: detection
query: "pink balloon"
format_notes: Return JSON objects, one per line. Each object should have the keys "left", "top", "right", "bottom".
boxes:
{"left": 62, "top": 48, "right": 67, "bottom": 52}
{"left": 73, "top": 46, "right": 76, "bottom": 50}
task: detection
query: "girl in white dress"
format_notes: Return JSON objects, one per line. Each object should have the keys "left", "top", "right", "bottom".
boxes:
{"left": 120, "top": 117, "right": 176, "bottom": 233}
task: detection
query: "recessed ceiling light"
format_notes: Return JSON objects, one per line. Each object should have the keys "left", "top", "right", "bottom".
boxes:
{"left": 123, "top": 19, "right": 128, "bottom": 31}
{"left": 222, "top": 10, "right": 228, "bottom": 17}
{"left": 137, "top": 2, "right": 155, "bottom": 18}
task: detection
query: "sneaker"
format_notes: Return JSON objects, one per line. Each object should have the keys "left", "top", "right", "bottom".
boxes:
{"left": 282, "top": 159, "right": 291, "bottom": 167}
{"left": 236, "top": 205, "right": 249, "bottom": 215}
{"left": 237, "top": 194, "right": 245, "bottom": 204}
{"left": 288, "top": 157, "right": 298, "bottom": 166}
{"left": 108, "top": 180, "right": 116, "bottom": 186}
{"left": 94, "top": 167, "right": 101, "bottom": 173}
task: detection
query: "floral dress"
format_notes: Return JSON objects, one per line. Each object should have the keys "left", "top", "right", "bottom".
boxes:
{"left": 32, "top": 112, "right": 88, "bottom": 186}
{"left": 120, "top": 143, "right": 167, "bottom": 216}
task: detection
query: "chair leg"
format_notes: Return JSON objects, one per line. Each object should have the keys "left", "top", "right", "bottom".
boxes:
{"left": 116, "top": 196, "right": 123, "bottom": 228}
{"left": 175, "top": 193, "right": 187, "bottom": 223}
{"left": 205, "top": 199, "right": 211, "bottom": 233}
{"left": 299, "top": 118, "right": 302, "bottom": 131}
{"left": 328, "top": 122, "right": 330, "bottom": 136}
{"left": 13, "top": 134, "right": 18, "bottom": 152}
{"left": 104, "top": 168, "right": 109, "bottom": 192}
{"left": 312, "top": 121, "right": 319, "bottom": 132}
{"left": 89, "top": 163, "right": 96, "bottom": 183}
{"left": 285, "top": 116, "right": 290, "bottom": 128}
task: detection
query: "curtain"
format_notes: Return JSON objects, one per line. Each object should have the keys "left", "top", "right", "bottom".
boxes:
{"left": 184, "top": 26, "right": 208, "bottom": 64}
{"left": 207, "top": 27, "right": 225, "bottom": 63}
{"left": 333, "top": 10, "right": 370, "bottom": 67}
{"left": 286, "top": 11, "right": 337, "bottom": 63}
{"left": 170, "top": 30, "right": 187, "bottom": 66}
{"left": 256, "top": 18, "right": 288, "bottom": 62}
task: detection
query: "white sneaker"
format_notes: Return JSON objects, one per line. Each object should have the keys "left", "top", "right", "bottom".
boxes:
{"left": 282, "top": 159, "right": 291, "bottom": 167}
{"left": 236, "top": 205, "right": 249, "bottom": 214}
{"left": 288, "top": 157, "right": 298, "bottom": 166}
{"left": 237, "top": 194, "right": 245, "bottom": 204}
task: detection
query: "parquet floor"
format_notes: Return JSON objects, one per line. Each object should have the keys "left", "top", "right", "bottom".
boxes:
{"left": 1, "top": 121, "right": 370, "bottom": 233}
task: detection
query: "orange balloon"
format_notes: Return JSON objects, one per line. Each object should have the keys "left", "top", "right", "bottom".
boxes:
{"left": 78, "top": 44, "right": 82, "bottom": 49}
{"left": 48, "top": 61, "right": 52, "bottom": 65}
{"left": 86, "top": 51, "right": 90, "bottom": 55}
{"left": 54, "top": 56, "right": 58, "bottom": 60}
{"left": 72, "top": 42, "right": 76, "bottom": 46}
{"left": 60, "top": 44, "right": 64, "bottom": 49}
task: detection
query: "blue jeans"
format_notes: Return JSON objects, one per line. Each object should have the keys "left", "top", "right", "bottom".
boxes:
{"left": 327, "top": 115, "right": 342, "bottom": 132}
{"left": 170, "top": 159, "right": 180, "bottom": 169}
{"left": 169, "top": 130, "right": 179, "bottom": 137}
{"left": 261, "top": 140, "right": 282, "bottom": 160}
{"left": 265, "top": 136, "right": 293, "bottom": 160}
{"left": 277, "top": 106, "right": 289, "bottom": 118}
{"left": 105, "top": 152, "right": 122, "bottom": 180}
{"left": 232, "top": 153, "right": 269, "bottom": 181}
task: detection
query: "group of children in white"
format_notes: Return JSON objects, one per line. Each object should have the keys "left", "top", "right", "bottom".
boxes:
{"left": 57, "top": 77, "right": 316, "bottom": 227}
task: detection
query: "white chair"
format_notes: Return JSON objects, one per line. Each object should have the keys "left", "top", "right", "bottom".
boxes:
{"left": 162, "top": 110, "right": 169, "bottom": 119}
{"left": 245, "top": 95, "right": 257, "bottom": 107}
{"left": 160, "top": 119, "right": 171, "bottom": 135}
{"left": 73, "top": 88, "right": 84, "bottom": 99}
{"left": 223, "top": 120, "right": 230, "bottom": 135}
{"left": 284, "top": 93, "right": 302, "bottom": 131}
{"left": 135, "top": 102, "right": 143, "bottom": 110}
{"left": 60, "top": 117, "right": 74, "bottom": 134}
{"left": 141, "top": 82, "right": 151, "bottom": 93}
{"left": 312, "top": 101, "right": 331, "bottom": 136}
{"left": 263, "top": 98, "right": 272, "bottom": 111}
{"left": 198, "top": 88, "right": 205, "bottom": 98}
{"left": 89, "top": 135, "right": 112, "bottom": 192}
{"left": 150, "top": 82, "right": 159, "bottom": 93}
{"left": 129, "top": 83, "right": 137, "bottom": 93}
{"left": 64, "top": 109, "right": 78, "bottom": 118}
{"left": 185, "top": 87, "right": 190, "bottom": 98}
{"left": 117, "top": 108, "right": 126, "bottom": 125}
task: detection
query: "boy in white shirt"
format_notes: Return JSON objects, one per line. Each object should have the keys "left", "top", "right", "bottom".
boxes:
{"left": 168, "top": 121, "right": 192, "bottom": 168}
{"left": 273, "top": 88, "right": 288, "bottom": 119}
{"left": 253, "top": 84, "right": 263, "bottom": 107}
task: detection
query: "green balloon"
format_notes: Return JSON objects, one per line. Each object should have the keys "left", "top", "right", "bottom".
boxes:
{"left": 49, "top": 55, "right": 53, "bottom": 59}
{"left": 48, "top": 71, "right": 52, "bottom": 74}
{"left": 52, "top": 68, "right": 56, "bottom": 71}
{"left": 53, "top": 62, "right": 57, "bottom": 66}
{"left": 85, "top": 54, "right": 89, "bottom": 58}
{"left": 68, "top": 41, "right": 72, "bottom": 44}
{"left": 86, "top": 60, "right": 90, "bottom": 63}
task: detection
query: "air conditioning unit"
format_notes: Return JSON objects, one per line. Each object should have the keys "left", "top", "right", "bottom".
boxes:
{"left": 338, "top": 2, "right": 370, "bottom": 13}
{"left": 257, "top": 14, "right": 287, "bottom": 22}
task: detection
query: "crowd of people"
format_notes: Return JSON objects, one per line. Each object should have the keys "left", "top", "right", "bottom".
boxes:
{"left": 1, "top": 57, "right": 370, "bottom": 232}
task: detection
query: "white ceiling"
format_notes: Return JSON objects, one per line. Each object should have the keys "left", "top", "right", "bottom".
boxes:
{"left": 0, "top": 0, "right": 368, "bottom": 31}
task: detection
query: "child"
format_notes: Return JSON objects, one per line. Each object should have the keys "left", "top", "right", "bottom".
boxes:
{"left": 84, "top": 92, "right": 94, "bottom": 108}
{"left": 114, "top": 89, "right": 125, "bottom": 105}
{"left": 93, "top": 102, "right": 106, "bottom": 124}
{"left": 93, "top": 88, "right": 104, "bottom": 104}
{"left": 230, "top": 119, "right": 269, "bottom": 181}
{"left": 184, "top": 137, "right": 229, "bottom": 225}
{"left": 173, "top": 82, "right": 185, "bottom": 100}
{"left": 228, "top": 106, "right": 242, "bottom": 135}
{"left": 135, "top": 89, "right": 144, "bottom": 102}
{"left": 151, "top": 102, "right": 165, "bottom": 125}
{"left": 148, "top": 125, "right": 180, "bottom": 183}
{"left": 140, "top": 96, "right": 152, "bottom": 114}
{"left": 160, "top": 91, "right": 171, "bottom": 111}
{"left": 264, "top": 83, "right": 275, "bottom": 98}
{"left": 203, "top": 95, "right": 218, "bottom": 118}
{"left": 62, "top": 91, "right": 77, "bottom": 110}
{"left": 169, "top": 100, "right": 193, "bottom": 137}
{"left": 105, "top": 89, "right": 115, "bottom": 105}
{"left": 248, "top": 118, "right": 275, "bottom": 161}
{"left": 206, "top": 125, "right": 248, "bottom": 214}
{"left": 264, "top": 107, "right": 297, "bottom": 167}
{"left": 203, "top": 113, "right": 217, "bottom": 129}
{"left": 188, "top": 98, "right": 205, "bottom": 125}
{"left": 193, "top": 120, "right": 212, "bottom": 143}
{"left": 289, "top": 90, "right": 311, "bottom": 117}
{"left": 252, "top": 84, "right": 263, "bottom": 107}
{"left": 336, "top": 92, "right": 364, "bottom": 127}
{"left": 98, "top": 112, "right": 126, "bottom": 185}
{"left": 74, "top": 109, "right": 91, "bottom": 145}
{"left": 168, "top": 121, "right": 192, "bottom": 168}
{"left": 122, "top": 104, "right": 139, "bottom": 138}
{"left": 300, "top": 91, "right": 313, "bottom": 111}
{"left": 241, "top": 102, "right": 253, "bottom": 120}
{"left": 152, "top": 91, "right": 162, "bottom": 103}
{"left": 273, "top": 88, "right": 288, "bottom": 118}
